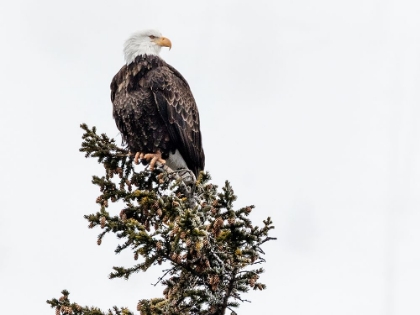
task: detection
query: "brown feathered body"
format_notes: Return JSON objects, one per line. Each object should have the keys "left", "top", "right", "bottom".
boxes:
{"left": 111, "top": 55, "right": 205, "bottom": 176}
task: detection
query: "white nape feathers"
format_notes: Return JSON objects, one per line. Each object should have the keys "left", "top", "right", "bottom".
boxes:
{"left": 123, "top": 29, "right": 163, "bottom": 64}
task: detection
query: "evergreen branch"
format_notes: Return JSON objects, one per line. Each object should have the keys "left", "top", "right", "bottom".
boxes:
{"left": 47, "top": 290, "right": 134, "bottom": 315}
{"left": 152, "top": 268, "right": 173, "bottom": 286}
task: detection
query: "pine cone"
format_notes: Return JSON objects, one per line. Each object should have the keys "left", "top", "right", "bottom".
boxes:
{"left": 215, "top": 217, "right": 223, "bottom": 228}
{"left": 100, "top": 216, "right": 106, "bottom": 228}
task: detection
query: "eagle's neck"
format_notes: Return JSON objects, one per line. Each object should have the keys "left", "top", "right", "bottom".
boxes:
{"left": 124, "top": 35, "right": 161, "bottom": 64}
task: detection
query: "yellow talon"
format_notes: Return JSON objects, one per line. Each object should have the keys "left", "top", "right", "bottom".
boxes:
{"left": 134, "top": 150, "right": 166, "bottom": 169}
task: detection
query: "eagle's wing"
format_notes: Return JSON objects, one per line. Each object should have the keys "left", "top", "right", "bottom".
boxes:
{"left": 146, "top": 65, "right": 205, "bottom": 176}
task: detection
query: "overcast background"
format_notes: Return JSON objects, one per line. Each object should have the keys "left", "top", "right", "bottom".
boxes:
{"left": 1, "top": 0, "right": 419, "bottom": 314}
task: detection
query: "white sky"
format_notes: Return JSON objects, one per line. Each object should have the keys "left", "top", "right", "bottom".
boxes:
{"left": 1, "top": 0, "right": 420, "bottom": 314}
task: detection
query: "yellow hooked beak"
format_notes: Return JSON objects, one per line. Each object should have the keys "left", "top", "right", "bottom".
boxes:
{"left": 154, "top": 37, "right": 172, "bottom": 50}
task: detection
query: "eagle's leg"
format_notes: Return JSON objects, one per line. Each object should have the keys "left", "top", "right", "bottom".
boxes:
{"left": 134, "top": 151, "right": 166, "bottom": 170}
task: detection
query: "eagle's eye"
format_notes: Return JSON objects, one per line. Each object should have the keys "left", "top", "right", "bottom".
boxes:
{"left": 149, "top": 35, "right": 156, "bottom": 39}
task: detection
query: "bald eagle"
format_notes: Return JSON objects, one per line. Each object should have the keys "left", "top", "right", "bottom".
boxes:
{"left": 111, "top": 30, "right": 205, "bottom": 177}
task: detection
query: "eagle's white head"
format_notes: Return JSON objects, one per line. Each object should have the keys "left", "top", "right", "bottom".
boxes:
{"left": 123, "top": 29, "right": 172, "bottom": 64}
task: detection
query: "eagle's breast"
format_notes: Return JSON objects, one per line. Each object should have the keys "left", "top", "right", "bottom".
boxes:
{"left": 111, "top": 56, "right": 175, "bottom": 159}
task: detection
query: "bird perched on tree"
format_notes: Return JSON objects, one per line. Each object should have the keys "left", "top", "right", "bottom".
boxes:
{"left": 111, "top": 29, "right": 205, "bottom": 177}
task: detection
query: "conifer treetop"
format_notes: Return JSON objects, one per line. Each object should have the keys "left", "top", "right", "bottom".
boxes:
{"left": 47, "top": 124, "right": 276, "bottom": 315}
